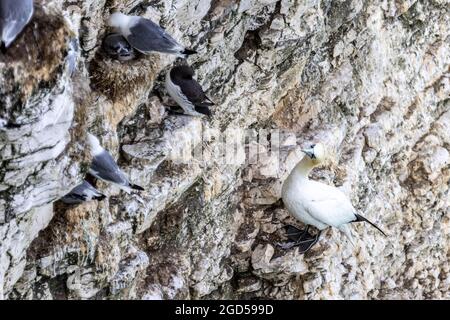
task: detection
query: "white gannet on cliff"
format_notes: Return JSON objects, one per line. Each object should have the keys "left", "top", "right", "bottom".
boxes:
{"left": 107, "top": 12, "right": 196, "bottom": 58}
{"left": 86, "top": 133, "right": 144, "bottom": 193}
{"left": 0, "top": 0, "right": 34, "bottom": 50}
{"left": 281, "top": 143, "right": 386, "bottom": 252}
{"left": 61, "top": 180, "right": 106, "bottom": 204}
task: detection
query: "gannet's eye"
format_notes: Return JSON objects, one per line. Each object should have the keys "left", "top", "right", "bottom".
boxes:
{"left": 310, "top": 144, "right": 316, "bottom": 149}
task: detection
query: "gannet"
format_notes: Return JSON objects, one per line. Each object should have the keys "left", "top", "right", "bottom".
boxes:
{"left": 107, "top": 12, "right": 196, "bottom": 58}
{"left": 281, "top": 143, "right": 386, "bottom": 252}
{"left": 0, "top": 0, "right": 33, "bottom": 50}
{"left": 165, "top": 65, "right": 214, "bottom": 117}
{"left": 61, "top": 180, "right": 106, "bottom": 204}
{"left": 86, "top": 133, "right": 144, "bottom": 193}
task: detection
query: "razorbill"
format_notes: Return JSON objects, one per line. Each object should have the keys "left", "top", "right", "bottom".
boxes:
{"left": 165, "top": 65, "right": 214, "bottom": 117}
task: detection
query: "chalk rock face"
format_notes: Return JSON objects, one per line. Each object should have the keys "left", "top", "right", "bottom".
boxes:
{"left": 1, "top": 0, "right": 449, "bottom": 300}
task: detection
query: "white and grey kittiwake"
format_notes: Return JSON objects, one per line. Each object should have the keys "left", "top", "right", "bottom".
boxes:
{"left": 165, "top": 65, "right": 214, "bottom": 117}
{"left": 107, "top": 12, "right": 196, "bottom": 57}
{"left": 0, "top": 0, "right": 34, "bottom": 50}
{"left": 281, "top": 143, "right": 386, "bottom": 253}
{"left": 86, "top": 133, "right": 144, "bottom": 193}
{"left": 102, "top": 33, "right": 135, "bottom": 61}
{"left": 66, "top": 37, "right": 79, "bottom": 76}
{"left": 61, "top": 180, "right": 106, "bottom": 204}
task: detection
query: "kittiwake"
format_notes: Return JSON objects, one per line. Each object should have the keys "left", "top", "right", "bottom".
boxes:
{"left": 102, "top": 33, "right": 135, "bottom": 61}
{"left": 61, "top": 180, "right": 106, "bottom": 204}
{"left": 0, "top": 0, "right": 33, "bottom": 50}
{"left": 107, "top": 12, "right": 196, "bottom": 58}
{"left": 86, "top": 133, "right": 144, "bottom": 192}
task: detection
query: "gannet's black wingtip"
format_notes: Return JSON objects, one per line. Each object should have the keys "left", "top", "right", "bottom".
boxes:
{"left": 355, "top": 214, "right": 387, "bottom": 237}
{"left": 182, "top": 48, "right": 197, "bottom": 56}
{"left": 130, "top": 183, "right": 145, "bottom": 191}
{"left": 95, "top": 194, "right": 107, "bottom": 201}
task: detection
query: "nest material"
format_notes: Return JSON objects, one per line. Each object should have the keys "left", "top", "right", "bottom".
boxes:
{"left": 0, "top": 6, "right": 71, "bottom": 118}
{"left": 89, "top": 52, "right": 160, "bottom": 102}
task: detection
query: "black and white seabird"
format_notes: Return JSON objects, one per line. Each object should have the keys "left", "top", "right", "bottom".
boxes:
{"left": 165, "top": 65, "right": 214, "bottom": 117}
{"left": 0, "top": 0, "right": 33, "bottom": 50}
{"left": 281, "top": 143, "right": 386, "bottom": 252}
{"left": 102, "top": 33, "right": 135, "bottom": 61}
{"left": 86, "top": 133, "right": 144, "bottom": 193}
{"left": 61, "top": 180, "right": 106, "bottom": 204}
{"left": 107, "top": 12, "right": 196, "bottom": 58}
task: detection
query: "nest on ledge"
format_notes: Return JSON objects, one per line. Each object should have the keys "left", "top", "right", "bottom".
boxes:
{"left": 89, "top": 50, "right": 160, "bottom": 102}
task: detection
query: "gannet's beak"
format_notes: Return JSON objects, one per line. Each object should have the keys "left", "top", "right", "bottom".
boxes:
{"left": 301, "top": 148, "right": 315, "bottom": 159}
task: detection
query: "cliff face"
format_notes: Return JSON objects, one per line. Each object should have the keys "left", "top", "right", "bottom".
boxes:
{"left": 0, "top": 0, "right": 449, "bottom": 300}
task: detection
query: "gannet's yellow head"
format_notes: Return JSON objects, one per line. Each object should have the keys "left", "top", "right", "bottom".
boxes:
{"left": 301, "top": 143, "right": 326, "bottom": 167}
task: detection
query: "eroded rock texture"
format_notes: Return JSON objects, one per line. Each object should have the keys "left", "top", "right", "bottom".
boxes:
{"left": 0, "top": 0, "right": 449, "bottom": 300}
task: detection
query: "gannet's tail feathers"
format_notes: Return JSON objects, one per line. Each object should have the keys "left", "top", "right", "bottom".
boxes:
{"left": 338, "top": 224, "right": 356, "bottom": 247}
{"left": 130, "top": 183, "right": 144, "bottom": 191}
{"left": 354, "top": 214, "right": 386, "bottom": 236}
